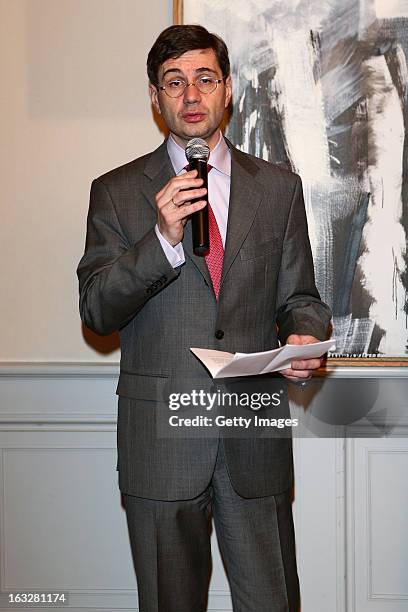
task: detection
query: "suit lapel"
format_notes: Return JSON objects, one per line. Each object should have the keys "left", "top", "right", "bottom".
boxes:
{"left": 182, "top": 218, "right": 213, "bottom": 289}
{"left": 141, "top": 141, "right": 174, "bottom": 212}
{"left": 141, "top": 141, "right": 212, "bottom": 290}
{"left": 220, "top": 143, "right": 263, "bottom": 290}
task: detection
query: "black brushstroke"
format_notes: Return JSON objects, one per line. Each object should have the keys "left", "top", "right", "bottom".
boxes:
{"left": 367, "top": 324, "right": 386, "bottom": 356}
{"left": 333, "top": 192, "right": 370, "bottom": 316}
{"left": 350, "top": 256, "right": 376, "bottom": 318}
{"left": 310, "top": 30, "right": 322, "bottom": 84}
{"left": 227, "top": 66, "right": 293, "bottom": 169}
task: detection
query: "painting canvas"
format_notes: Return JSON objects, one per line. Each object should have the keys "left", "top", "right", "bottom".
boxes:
{"left": 179, "top": 0, "right": 408, "bottom": 360}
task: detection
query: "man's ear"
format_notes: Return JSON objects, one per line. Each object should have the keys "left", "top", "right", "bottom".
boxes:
{"left": 149, "top": 83, "right": 161, "bottom": 115}
{"left": 224, "top": 75, "right": 232, "bottom": 109}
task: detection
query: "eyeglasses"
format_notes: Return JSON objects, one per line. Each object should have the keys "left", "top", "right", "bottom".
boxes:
{"left": 159, "top": 76, "right": 224, "bottom": 98}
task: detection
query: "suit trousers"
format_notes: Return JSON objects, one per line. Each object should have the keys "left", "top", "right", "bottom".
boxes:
{"left": 123, "top": 438, "right": 300, "bottom": 612}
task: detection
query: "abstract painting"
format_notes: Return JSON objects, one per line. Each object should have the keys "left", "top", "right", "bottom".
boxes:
{"left": 179, "top": 0, "right": 408, "bottom": 359}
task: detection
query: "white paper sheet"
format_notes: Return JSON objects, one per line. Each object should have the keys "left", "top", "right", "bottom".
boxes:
{"left": 190, "top": 340, "right": 336, "bottom": 378}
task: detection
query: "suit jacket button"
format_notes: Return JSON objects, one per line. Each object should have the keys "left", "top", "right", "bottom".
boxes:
{"left": 215, "top": 329, "right": 224, "bottom": 339}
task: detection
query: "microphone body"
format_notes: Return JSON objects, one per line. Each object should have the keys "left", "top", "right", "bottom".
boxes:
{"left": 189, "top": 157, "right": 209, "bottom": 256}
{"left": 185, "top": 138, "right": 210, "bottom": 256}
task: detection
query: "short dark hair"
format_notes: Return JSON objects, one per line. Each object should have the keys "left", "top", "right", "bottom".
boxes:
{"left": 147, "top": 25, "right": 230, "bottom": 87}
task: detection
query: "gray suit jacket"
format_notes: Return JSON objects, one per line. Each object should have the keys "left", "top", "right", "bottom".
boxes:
{"left": 77, "top": 139, "right": 331, "bottom": 500}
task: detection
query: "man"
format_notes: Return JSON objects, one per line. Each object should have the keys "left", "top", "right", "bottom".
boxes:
{"left": 77, "top": 25, "right": 331, "bottom": 612}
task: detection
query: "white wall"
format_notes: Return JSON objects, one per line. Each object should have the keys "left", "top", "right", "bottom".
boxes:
{"left": 0, "top": 0, "right": 172, "bottom": 362}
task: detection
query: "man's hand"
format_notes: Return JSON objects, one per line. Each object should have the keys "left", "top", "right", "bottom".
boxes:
{"left": 156, "top": 170, "right": 207, "bottom": 246}
{"left": 279, "top": 334, "right": 322, "bottom": 382}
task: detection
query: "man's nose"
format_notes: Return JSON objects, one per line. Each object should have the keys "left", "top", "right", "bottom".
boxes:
{"left": 183, "top": 82, "right": 201, "bottom": 103}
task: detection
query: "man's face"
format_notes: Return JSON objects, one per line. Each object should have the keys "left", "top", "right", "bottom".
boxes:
{"left": 149, "top": 48, "right": 232, "bottom": 150}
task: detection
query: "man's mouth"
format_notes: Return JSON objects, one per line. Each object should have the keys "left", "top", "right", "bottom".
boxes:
{"left": 182, "top": 112, "right": 206, "bottom": 123}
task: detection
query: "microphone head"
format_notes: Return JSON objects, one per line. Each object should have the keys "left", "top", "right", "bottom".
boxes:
{"left": 185, "top": 138, "right": 210, "bottom": 162}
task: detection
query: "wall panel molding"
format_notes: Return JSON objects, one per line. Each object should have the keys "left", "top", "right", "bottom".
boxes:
{"left": 346, "top": 439, "right": 408, "bottom": 612}
{"left": 1, "top": 363, "right": 407, "bottom": 611}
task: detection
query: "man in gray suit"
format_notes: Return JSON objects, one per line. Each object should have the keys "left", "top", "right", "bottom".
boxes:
{"left": 77, "top": 24, "right": 331, "bottom": 612}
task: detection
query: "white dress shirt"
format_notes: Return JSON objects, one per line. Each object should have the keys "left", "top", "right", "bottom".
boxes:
{"left": 155, "top": 132, "right": 231, "bottom": 267}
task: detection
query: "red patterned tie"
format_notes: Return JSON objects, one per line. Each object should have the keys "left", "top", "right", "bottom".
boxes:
{"left": 186, "top": 164, "right": 224, "bottom": 299}
{"left": 205, "top": 198, "right": 224, "bottom": 299}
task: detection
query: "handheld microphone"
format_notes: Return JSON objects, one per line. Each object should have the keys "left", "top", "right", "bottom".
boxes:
{"left": 185, "top": 138, "right": 210, "bottom": 256}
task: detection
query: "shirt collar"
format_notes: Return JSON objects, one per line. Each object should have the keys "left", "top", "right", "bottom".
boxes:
{"left": 167, "top": 132, "right": 231, "bottom": 177}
